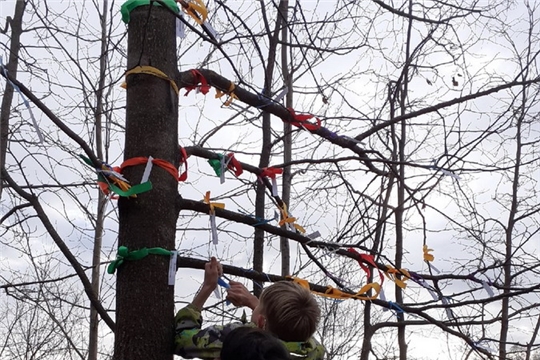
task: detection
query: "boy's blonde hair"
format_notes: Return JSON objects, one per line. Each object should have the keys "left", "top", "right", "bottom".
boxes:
{"left": 259, "top": 281, "right": 320, "bottom": 342}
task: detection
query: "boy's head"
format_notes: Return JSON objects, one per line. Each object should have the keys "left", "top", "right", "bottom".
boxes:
{"left": 221, "top": 327, "right": 290, "bottom": 360}
{"left": 252, "top": 281, "right": 320, "bottom": 342}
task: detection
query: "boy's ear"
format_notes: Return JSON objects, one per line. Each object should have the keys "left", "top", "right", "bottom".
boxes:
{"left": 256, "top": 314, "right": 266, "bottom": 329}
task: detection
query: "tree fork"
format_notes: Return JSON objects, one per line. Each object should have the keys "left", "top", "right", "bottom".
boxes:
{"left": 114, "top": 5, "right": 179, "bottom": 360}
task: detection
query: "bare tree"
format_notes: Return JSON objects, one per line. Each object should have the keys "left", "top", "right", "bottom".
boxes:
{"left": 1, "top": 1, "right": 539, "bottom": 360}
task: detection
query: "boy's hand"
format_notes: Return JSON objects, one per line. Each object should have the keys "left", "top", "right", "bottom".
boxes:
{"left": 226, "top": 281, "right": 259, "bottom": 310}
{"left": 202, "top": 257, "right": 222, "bottom": 290}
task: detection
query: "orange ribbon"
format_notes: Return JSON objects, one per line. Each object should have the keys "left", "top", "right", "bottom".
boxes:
{"left": 423, "top": 244, "right": 434, "bottom": 262}
{"left": 203, "top": 191, "right": 225, "bottom": 214}
{"left": 278, "top": 203, "right": 305, "bottom": 234}
{"left": 179, "top": 0, "right": 208, "bottom": 25}
{"left": 384, "top": 265, "right": 410, "bottom": 289}
{"left": 289, "top": 276, "right": 381, "bottom": 301}
{"left": 215, "top": 82, "right": 239, "bottom": 106}
{"left": 120, "top": 157, "right": 181, "bottom": 181}
{"left": 287, "top": 108, "right": 322, "bottom": 131}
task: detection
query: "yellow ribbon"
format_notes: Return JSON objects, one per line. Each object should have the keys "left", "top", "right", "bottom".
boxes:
{"left": 203, "top": 191, "right": 225, "bottom": 214}
{"left": 121, "top": 65, "right": 179, "bottom": 95}
{"left": 423, "top": 244, "right": 434, "bottom": 262}
{"left": 289, "top": 276, "right": 381, "bottom": 301}
{"left": 384, "top": 265, "right": 410, "bottom": 289}
{"left": 215, "top": 82, "right": 239, "bottom": 106}
{"left": 278, "top": 203, "right": 305, "bottom": 234}
{"left": 180, "top": 0, "right": 208, "bottom": 25}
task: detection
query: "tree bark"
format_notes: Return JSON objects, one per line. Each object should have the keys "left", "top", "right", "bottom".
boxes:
{"left": 88, "top": 2, "right": 109, "bottom": 359}
{"left": 279, "top": 0, "right": 291, "bottom": 277}
{"left": 113, "top": 5, "right": 179, "bottom": 360}
{"left": 0, "top": 0, "right": 25, "bottom": 199}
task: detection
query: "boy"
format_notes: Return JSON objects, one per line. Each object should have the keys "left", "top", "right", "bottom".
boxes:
{"left": 174, "top": 257, "right": 324, "bottom": 359}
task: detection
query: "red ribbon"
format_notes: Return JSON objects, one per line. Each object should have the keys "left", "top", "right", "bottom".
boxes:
{"left": 179, "top": 146, "right": 188, "bottom": 181}
{"left": 287, "top": 108, "right": 322, "bottom": 131}
{"left": 226, "top": 153, "right": 243, "bottom": 176}
{"left": 260, "top": 167, "right": 283, "bottom": 179}
{"left": 184, "top": 69, "right": 211, "bottom": 96}
{"left": 348, "top": 248, "right": 384, "bottom": 285}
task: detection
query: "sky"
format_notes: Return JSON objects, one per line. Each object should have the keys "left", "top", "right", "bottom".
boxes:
{"left": 1, "top": 1, "right": 539, "bottom": 360}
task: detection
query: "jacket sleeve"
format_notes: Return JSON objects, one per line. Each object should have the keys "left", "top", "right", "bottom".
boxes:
{"left": 174, "top": 304, "right": 253, "bottom": 359}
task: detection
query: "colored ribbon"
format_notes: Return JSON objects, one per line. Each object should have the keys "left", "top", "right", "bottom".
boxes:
{"left": 287, "top": 108, "right": 322, "bottom": 131}
{"left": 120, "top": 156, "right": 182, "bottom": 182}
{"left": 278, "top": 202, "right": 305, "bottom": 233}
{"left": 179, "top": 146, "right": 188, "bottom": 181}
{"left": 121, "top": 65, "right": 179, "bottom": 95}
{"left": 80, "top": 155, "right": 151, "bottom": 198}
{"left": 215, "top": 82, "right": 239, "bottom": 106}
{"left": 107, "top": 246, "right": 173, "bottom": 274}
{"left": 289, "top": 276, "right": 381, "bottom": 301}
{"left": 347, "top": 248, "right": 385, "bottom": 285}
{"left": 0, "top": 57, "right": 44, "bottom": 143}
{"left": 203, "top": 191, "right": 225, "bottom": 214}
{"left": 184, "top": 69, "right": 211, "bottom": 96}
{"left": 260, "top": 167, "right": 283, "bottom": 196}
{"left": 180, "top": 0, "right": 208, "bottom": 25}
{"left": 203, "top": 191, "right": 225, "bottom": 244}
{"left": 423, "top": 244, "right": 434, "bottom": 262}
{"left": 384, "top": 265, "right": 410, "bottom": 289}
{"left": 120, "top": 0, "right": 179, "bottom": 23}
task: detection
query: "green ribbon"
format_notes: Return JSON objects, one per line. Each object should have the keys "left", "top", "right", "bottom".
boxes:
{"left": 207, "top": 154, "right": 224, "bottom": 176}
{"left": 80, "top": 154, "right": 153, "bottom": 197}
{"left": 121, "top": 0, "right": 180, "bottom": 24}
{"left": 108, "top": 181, "right": 153, "bottom": 197}
{"left": 108, "top": 245, "right": 173, "bottom": 274}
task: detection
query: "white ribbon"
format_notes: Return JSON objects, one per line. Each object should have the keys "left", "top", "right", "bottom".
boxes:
{"left": 168, "top": 250, "right": 178, "bottom": 285}
{"left": 141, "top": 156, "right": 154, "bottom": 183}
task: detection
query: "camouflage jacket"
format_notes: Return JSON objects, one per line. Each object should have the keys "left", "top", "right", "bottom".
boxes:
{"left": 174, "top": 304, "right": 325, "bottom": 360}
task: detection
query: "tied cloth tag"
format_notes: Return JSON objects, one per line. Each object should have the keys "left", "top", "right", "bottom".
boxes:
{"left": 168, "top": 250, "right": 178, "bottom": 285}
{"left": 379, "top": 287, "right": 386, "bottom": 301}
{"left": 176, "top": 17, "right": 186, "bottom": 39}
{"left": 202, "top": 21, "right": 221, "bottom": 41}
{"left": 307, "top": 231, "right": 321, "bottom": 240}
{"left": 210, "top": 212, "right": 218, "bottom": 244}
{"left": 482, "top": 280, "right": 495, "bottom": 297}
{"left": 441, "top": 297, "right": 454, "bottom": 320}
{"left": 219, "top": 155, "right": 232, "bottom": 184}
{"left": 141, "top": 156, "right": 154, "bottom": 183}
{"left": 273, "top": 87, "right": 288, "bottom": 103}
{"left": 260, "top": 167, "right": 283, "bottom": 197}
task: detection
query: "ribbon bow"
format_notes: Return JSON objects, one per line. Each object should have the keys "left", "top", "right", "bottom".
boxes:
{"left": 260, "top": 167, "right": 283, "bottom": 196}
{"left": 347, "top": 248, "right": 385, "bottom": 285}
{"left": 203, "top": 191, "right": 225, "bottom": 214}
{"left": 215, "top": 82, "right": 239, "bottom": 106}
{"left": 423, "top": 244, "right": 434, "bottom": 262}
{"left": 290, "top": 276, "right": 381, "bottom": 301}
{"left": 278, "top": 203, "right": 305, "bottom": 234}
{"left": 287, "top": 108, "right": 322, "bottom": 131}
{"left": 384, "top": 265, "right": 410, "bottom": 289}
{"left": 184, "top": 69, "right": 211, "bottom": 96}
{"left": 107, "top": 246, "right": 172, "bottom": 274}
{"left": 180, "top": 0, "right": 208, "bottom": 25}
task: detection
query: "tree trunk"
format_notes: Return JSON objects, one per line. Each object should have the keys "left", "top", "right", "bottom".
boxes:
{"left": 279, "top": 0, "right": 291, "bottom": 277}
{"left": 88, "top": 2, "right": 109, "bottom": 359}
{"left": 113, "top": 5, "right": 179, "bottom": 360}
{"left": 0, "top": 0, "right": 25, "bottom": 199}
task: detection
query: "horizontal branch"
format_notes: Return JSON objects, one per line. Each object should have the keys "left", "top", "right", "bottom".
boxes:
{"left": 177, "top": 69, "right": 387, "bottom": 176}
